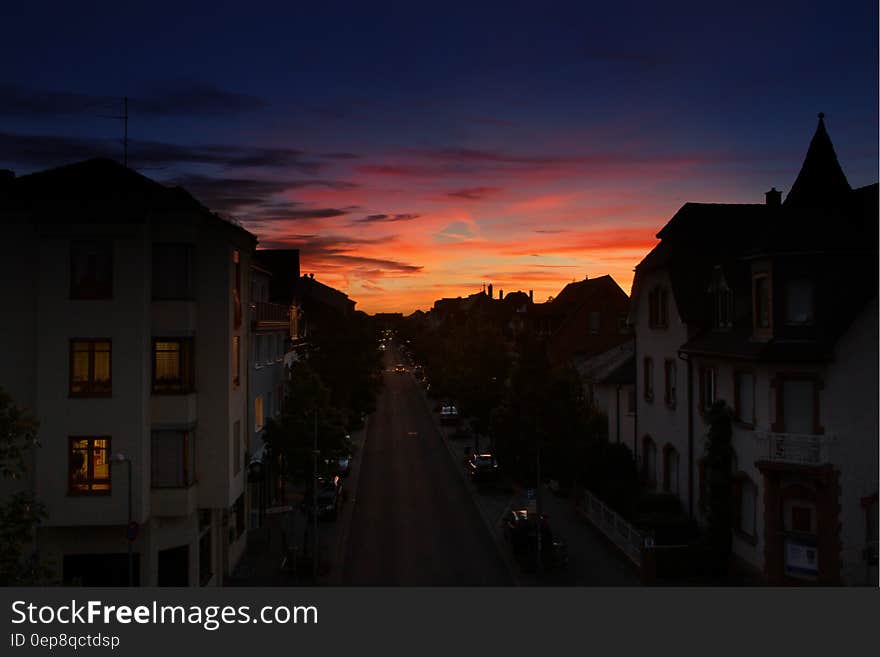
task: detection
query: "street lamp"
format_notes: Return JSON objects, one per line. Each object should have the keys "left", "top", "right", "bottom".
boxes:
{"left": 113, "top": 453, "right": 134, "bottom": 586}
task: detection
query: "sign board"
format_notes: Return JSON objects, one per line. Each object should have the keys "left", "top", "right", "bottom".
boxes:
{"left": 784, "top": 538, "right": 819, "bottom": 577}
{"left": 526, "top": 488, "right": 536, "bottom": 501}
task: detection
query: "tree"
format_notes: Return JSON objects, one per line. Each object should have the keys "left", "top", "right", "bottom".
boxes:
{"left": 262, "top": 361, "right": 347, "bottom": 483}
{"left": 0, "top": 387, "right": 48, "bottom": 585}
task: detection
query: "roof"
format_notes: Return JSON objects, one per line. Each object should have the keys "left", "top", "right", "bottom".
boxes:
{"left": 597, "top": 353, "right": 636, "bottom": 385}
{"left": 0, "top": 158, "right": 257, "bottom": 242}
{"left": 784, "top": 113, "right": 851, "bottom": 207}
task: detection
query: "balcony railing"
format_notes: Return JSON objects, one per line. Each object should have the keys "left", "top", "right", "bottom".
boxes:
{"left": 252, "top": 301, "right": 290, "bottom": 323}
{"left": 754, "top": 431, "right": 835, "bottom": 466}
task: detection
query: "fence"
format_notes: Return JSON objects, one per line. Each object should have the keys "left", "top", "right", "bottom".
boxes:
{"left": 582, "top": 489, "right": 647, "bottom": 567}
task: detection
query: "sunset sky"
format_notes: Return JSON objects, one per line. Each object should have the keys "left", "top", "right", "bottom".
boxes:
{"left": 2, "top": 1, "right": 877, "bottom": 313}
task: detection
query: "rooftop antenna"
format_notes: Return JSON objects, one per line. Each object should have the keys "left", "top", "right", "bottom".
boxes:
{"left": 98, "top": 96, "right": 128, "bottom": 167}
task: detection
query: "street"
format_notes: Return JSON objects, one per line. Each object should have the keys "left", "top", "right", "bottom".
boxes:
{"left": 341, "top": 351, "right": 512, "bottom": 585}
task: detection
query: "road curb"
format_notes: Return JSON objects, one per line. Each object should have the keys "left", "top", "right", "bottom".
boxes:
{"left": 415, "top": 385, "right": 522, "bottom": 586}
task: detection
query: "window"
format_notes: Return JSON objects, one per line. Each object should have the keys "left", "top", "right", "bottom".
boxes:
{"left": 716, "top": 287, "right": 733, "bottom": 328}
{"left": 68, "top": 437, "right": 111, "bottom": 494}
{"left": 753, "top": 275, "right": 771, "bottom": 329}
{"left": 254, "top": 396, "right": 264, "bottom": 433}
{"left": 663, "top": 446, "right": 679, "bottom": 495}
{"left": 642, "top": 436, "right": 657, "bottom": 489}
{"left": 775, "top": 376, "right": 821, "bottom": 434}
{"left": 617, "top": 313, "right": 628, "bottom": 333}
{"left": 699, "top": 366, "right": 717, "bottom": 411}
{"left": 69, "top": 339, "right": 111, "bottom": 396}
{"left": 626, "top": 388, "right": 636, "bottom": 414}
{"left": 648, "top": 287, "right": 669, "bottom": 329}
{"left": 233, "top": 421, "right": 241, "bottom": 475}
{"left": 232, "top": 249, "right": 242, "bottom": 329}
{"left": 643, "top": 357, "right": 654, "bottom": 402}
{"left": 734, "top": 371, "right": 756, "bottom": 426}
{"left": 664, "top": 359, "right": 677, "bottom": 408}
{"left": 734, "top": 476, "right": 757, "bottom": 538}
{"left": 152, "top": 338, "right": 195, "bottom": 393}
{"left": 151, "top": 430, "right": 195, "bottom": 488}
{"left": 785, "top": 279, "right": 814, "bottom": 325}
{"left": 234, "top": 493, "right": 246, "bottom": 539}
{"left": 70, "top": 241, "right": 113, "bottom": 299}
{"left": 152, "top": 243, "right": 195, "bottom": 300}
{"left": 588, "top": 311, "right": 600, "bottom": 335}
{"left": 232, "top": 336, "right": 240, "bottom": 387}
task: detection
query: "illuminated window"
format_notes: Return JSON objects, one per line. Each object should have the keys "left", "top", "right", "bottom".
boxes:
{"left": 68, "top": 437, "right": 111, "bottom": 494}
{"left": 152, "top": 338, "right": 195, "bottom": 393}
{"left": 70, "top": 340, "right": 111, "bottom": 396}
{"left": 70, "top": 241, "right": 113, "bottom": 299}
{"left": 254, "top": 396, "right": 264, "bottom": 432}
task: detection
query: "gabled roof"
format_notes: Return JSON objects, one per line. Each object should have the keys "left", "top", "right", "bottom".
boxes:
{"left": 784, "top": 113, "right": 851, "bottom": 207}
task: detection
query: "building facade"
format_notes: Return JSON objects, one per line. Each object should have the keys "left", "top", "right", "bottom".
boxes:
{"left": 0, "top": 159, "right": 256, "bottom": 586}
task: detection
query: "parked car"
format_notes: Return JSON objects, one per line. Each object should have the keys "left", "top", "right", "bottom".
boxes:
{"left": 304, "top": 475, "right": 344, "bottom": 520}
{"left": 502, "top": 509, "right": 568, "bottom": 571}
{"left": 439, "top": 405, "right": 460, "bottom": 425}
{"left": 467, "top": 452, "right": 499, "bottom": 481}
{"left": 336, "top": 454, "right": 352, "bottom": 477}
{"left": 393, "top": 364, "right": 407, "bottom": 373}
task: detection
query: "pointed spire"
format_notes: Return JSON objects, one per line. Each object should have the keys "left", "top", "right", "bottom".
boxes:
{"left": 784, "top": 113, "right": 851, "bottom": 207}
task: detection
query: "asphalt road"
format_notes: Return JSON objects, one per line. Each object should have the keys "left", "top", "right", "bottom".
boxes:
{"left": 341, "top": 350, "right": 512, "bottom": 585}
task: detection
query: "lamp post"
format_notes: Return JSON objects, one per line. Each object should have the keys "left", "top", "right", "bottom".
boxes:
{"left": 113, "top": 453, "right": 134, "bottom": 586}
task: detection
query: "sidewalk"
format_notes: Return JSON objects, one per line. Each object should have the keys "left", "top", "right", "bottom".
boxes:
{"left": 228, "top": 421, "right": 368, "bottom": 586}
{"left": 423, "top": 386, "right": 639, "bottom": 586}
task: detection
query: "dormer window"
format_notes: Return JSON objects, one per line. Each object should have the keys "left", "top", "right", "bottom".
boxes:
{"left": 753, "top": 274, "right": 771, "bottom": 329}
{"left": 785, "top": 279, "right": 814, "bottom": 326}
{"left": 709, "top": 267, "right": 733, "bottom": 329}
{"left": 648, "top": 287, "right": 669, "bottom": 329}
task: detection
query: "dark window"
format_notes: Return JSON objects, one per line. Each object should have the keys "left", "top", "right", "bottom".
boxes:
{"left": 642, "top": 436, "right": 657, "bottom": 489}
{"left": 199, "top": 530, "right": 212, "bottom": 586}
{"left": 734, "top": 371, "right": 756, "bottom": 426}
{"left": 791, "top": 506, "right": 814, "bottom": 533}
{"left": 699, "top": 366, "right": 717, "bottom": 411}
{"left": 70, "top": 241, "right": 113, "bottom": 299}
{"left": 733, "top": 476, "right": 757, "bottom": 538}
{"left": 151, "top": 430, "right": 195, "bottom": 488}
{"left": 649, "top": 287, "right": 669, "bottom": 329}
{"left": 588, "top": 311, "right": 600, "bottom": 335}
{"left": 617, "top": 313, "right": 628, "bottom": 333}
{"left": 68, "top": 437, "right": 111, "bottom": 494}
{"left": 69, "top": 339, "right": 111, "bottom": 396}
{"left": 626, "top": 388, "right": 636, "bottom": 414}
{"left": 234, "top": 494, "right": 245, "bottom": 539}
{"left": 152, "top": 338, "right": 195, "bottom": 393}
{"left": 232, "top": 336, "right": 240, "bottom": 387}
{"left": 663, "top": 446, "right": 679, "bottom": 494}
{"left": 664, "top": 359, "right": 677, "bottom": 408}
{"left": 152, "top": 243, "right": 195, "bottom": 300}
{"left": 716, "top": 288, "right": 733, "bottom": 328}
{"left": 774, "top": 376, "right": 821, "bottom": 434}
{"left": 785, "top": 279, "right": 814, "bottom": 326}
{"left": 643, "top": 357, "right": 654, "bottom": 402}
{"left": 753, "top": 275, "right": 771, "bottom": 329}
{"left": 233, "top": 421, "right": 241, "bottom": 475}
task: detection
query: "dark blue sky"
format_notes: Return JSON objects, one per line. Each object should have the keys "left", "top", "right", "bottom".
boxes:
{"left": 2, "top": 1, "right": 877, "bottom": 311}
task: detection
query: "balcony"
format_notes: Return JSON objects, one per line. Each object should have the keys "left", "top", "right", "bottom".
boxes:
{"left": 754, "top": 431, "right": 835, "bottom": 466}
{"left": 251, "top": 301, "right": 290, "bottom": 329}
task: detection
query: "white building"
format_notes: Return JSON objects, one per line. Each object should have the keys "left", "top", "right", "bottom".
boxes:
{"left": 0, "top": 158, "right": 256, "bottom": 586}
{"left": 630, "top": 115, "right": 878, "bottom": 584}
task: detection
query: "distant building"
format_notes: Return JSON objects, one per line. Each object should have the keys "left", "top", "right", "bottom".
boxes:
{"left": 630, "top": 115, "right": 878, "bottom": 584}
{"left": 0, "top": 158, "right": 257, "bottom": 586}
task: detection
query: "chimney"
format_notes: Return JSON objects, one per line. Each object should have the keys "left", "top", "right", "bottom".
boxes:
{"left": 529, "top": 290, "right": 534, "bottom": 303}
{"left": 584, "top": 274, "right": 589, "bottom": 281}
{"left": 488, "top": 283, "right": 493, "bottom": 299}
{"left": 499, "top": 289, "right": 504, "bottom": 300}
{"left": 765, "top": 187, "right": 782, "bottom": 207}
